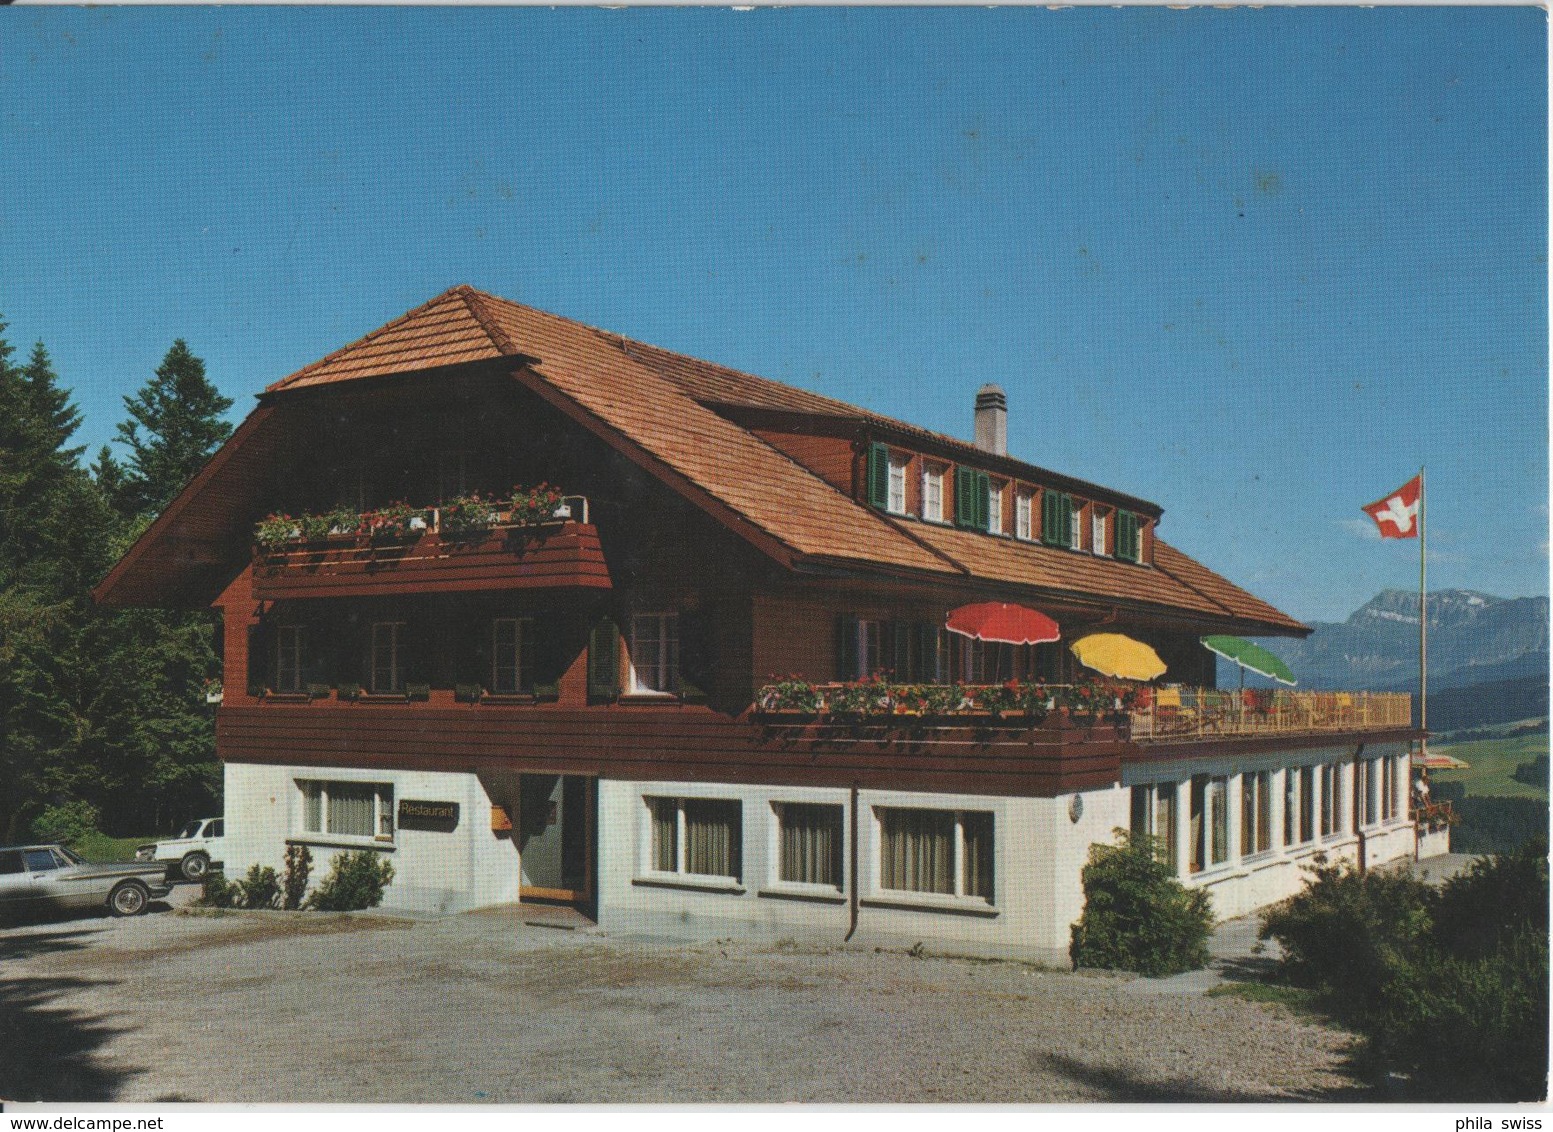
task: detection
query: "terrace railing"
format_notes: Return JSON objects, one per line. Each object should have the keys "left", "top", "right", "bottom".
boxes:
{"left": 1129, "top": 687, "right": 1412, "bottom": 741}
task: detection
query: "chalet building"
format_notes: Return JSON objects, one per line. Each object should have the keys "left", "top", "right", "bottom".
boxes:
{"left": 94, "top": 286, "right": 1428, "bottom": 963}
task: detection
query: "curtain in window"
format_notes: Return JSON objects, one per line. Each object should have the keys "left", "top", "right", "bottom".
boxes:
{"left": 880, "top": 809, "right": 954, "bottom": 894}
{"left": 1155, "top": 789, "right": 1177, "bottom": 871}
{"left": 684, "top": 799, "right": 739, "bottom": 878}
{"left": 329, "top": 783, "right": 376, "bottom": 838}
{"left": 961, "top": 811, "right": 994, "bottom": 899}
{"left": 779, "top": 804, "right": 842, "bottom": 886}
{"left": 302, "top": 782, "right": 322, "bottom": 832}
{"left": 1209, "top": 778, "right": 1228, "bottom": 865}
{"left": 649, "top": 798, "right": 677, "bottom": 872}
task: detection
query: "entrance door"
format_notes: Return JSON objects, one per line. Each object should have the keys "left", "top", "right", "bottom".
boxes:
{"left": 517, "top": 775, "right": 594, "bottom": 904}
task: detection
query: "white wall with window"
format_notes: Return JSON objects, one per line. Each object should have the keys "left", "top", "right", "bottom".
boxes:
{"left": 222, "top": 762, "right": 521, "bottom": 915}
{"left": 597, "top": 778, "right": 1126, "bottom": 964}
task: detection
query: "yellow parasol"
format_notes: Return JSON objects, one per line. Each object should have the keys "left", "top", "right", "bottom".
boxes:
{"left": 1070, "top": 633, "right": 1167, "bottom": 681}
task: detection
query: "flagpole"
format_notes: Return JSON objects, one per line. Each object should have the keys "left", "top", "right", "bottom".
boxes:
{"left": 1419, "top": 465, "right": 1427, "bottom": 755}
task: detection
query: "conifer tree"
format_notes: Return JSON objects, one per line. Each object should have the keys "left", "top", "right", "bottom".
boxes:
{"left": 116, "top": 339, "right": 234, "bottom": 516}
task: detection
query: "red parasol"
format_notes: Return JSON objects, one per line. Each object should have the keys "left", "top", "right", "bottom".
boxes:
{"left": 944, "top": 602, "right": 1061, "bottom": 646}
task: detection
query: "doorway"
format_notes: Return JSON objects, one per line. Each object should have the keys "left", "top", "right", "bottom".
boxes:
{"left": 517, "top": 774, "right": 594, "bottom": 906}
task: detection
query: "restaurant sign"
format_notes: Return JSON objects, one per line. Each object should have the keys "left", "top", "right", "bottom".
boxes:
{"left": 398, "top": 799, "right": 460, "bottom": 833}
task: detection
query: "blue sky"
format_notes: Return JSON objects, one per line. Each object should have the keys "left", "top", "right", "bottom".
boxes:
{"left": 0, "top": 6, "right": 1545, "bottom": 623}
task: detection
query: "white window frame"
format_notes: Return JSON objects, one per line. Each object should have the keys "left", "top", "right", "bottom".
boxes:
{"left": 1069, "top": 501, "right": 1085, "bottom": 551}
{"left": 628, "top": 612, "right": 680, "bottom": 695}
{"left": 1320, "top": 761, "right": 1346, "bottom": 838}
{"left": 987, "top": 479, "right": 1006, "bottom": 535}
{"left": 1092, "top": 508, "right": 1109, "bottom": 557}
{"left": 491, "top": 617, "right": 533, "bottom": 694}
{"left": 297, "top": 779, "right": 395, "bottom": 843}
{"left": 771, "top": 801, "right": 846, "bottom": 894}
{"left": 642, "top": 795, "right": 742, "bottom": 884}
{"left": 874, "top": 806, "right": 995, "bottom": 905}
{"left": 1015, "top": 490, "right": 1033, "bottom": 541}
{"left": 275, "top": 625, "right": 305, "bottom": 693}
{"left": 921, "top": 464, "right": 945, "bottom": 523}
{"left": 886, "top": 454, "right": 909, "bottom": 515}
{"left": 1241, "top": 770, "right": 1272, "bottom": 858}
{"left": 369, "top": 621, "right": 405, "bottom": 694}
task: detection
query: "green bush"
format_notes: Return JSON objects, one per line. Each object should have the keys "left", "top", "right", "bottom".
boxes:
{"left": 234, "top": 865, "right": 280, "bottom": 910}
{"left": 1069, "top": 829, "right": 1214, "bottom": 976}
{"left": 1259, "top": 857, "right": 1433, "bottom": 1012}
{"left": 193, "top": 873, "right": 238, "bottom": 909}
{"left": 1259, "top": 843, "right": 1550, "bottom": 1101}
{"left": 1449, "top": 796, "right": 1549, "bottom": 855}
{"left": 282, "top": 844, "right": 313, "bottom": 911}
{"left": 304, "top": 850, "right": 394, "bottom": 911}
{"left": 31, "top": 800, "right": 103, "bottom": 846}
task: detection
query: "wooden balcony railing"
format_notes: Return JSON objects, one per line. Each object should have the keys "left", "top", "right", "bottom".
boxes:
{"left": 1129, "top": 688, "right": 1412, "bottom": 741}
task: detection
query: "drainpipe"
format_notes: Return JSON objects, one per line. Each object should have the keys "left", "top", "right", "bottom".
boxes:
{"left": 844, "top": 784, "right": 860, "bottom": 942}
{"left": 1353, "top": 744, "right": 1367, "bottom": 874}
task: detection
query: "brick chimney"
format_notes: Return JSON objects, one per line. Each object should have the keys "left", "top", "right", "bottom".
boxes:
{"left": 974, "top": 383, "right": 1007, "bottom": 456}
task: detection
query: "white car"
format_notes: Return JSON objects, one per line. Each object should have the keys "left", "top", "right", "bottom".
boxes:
{"left": 136, "top": 817, "right": 225, "bottom": 882}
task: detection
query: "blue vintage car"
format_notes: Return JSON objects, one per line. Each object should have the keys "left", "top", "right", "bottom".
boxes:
{"left": 0, "top": 844, "right": 173, "bottom": 919}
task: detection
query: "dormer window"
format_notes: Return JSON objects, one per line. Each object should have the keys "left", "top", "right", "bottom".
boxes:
{"left": 922, "top": 465, "right": 946, "bottom": 523}
{"left": 1116, "top": 511, "right": 1142, "bottom": 563}
{"left": 1041, "top": 491, "right": 1075, "bottom": 548}
{"left": 987, "top": 478, "right": 1007, "bottom": 535}
{"left": 887, "top": 454, "right": 909, "bottom": 515}
{"left": 1092, "top": 507, "right": 1109, "bottom": 557}
{"left": 1015, "top": 490, "right": 1034, "bottom": 540}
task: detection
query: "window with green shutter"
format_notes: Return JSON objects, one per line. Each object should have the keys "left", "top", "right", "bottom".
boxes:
{"left": 587, "top": 617, "right": 620, "bottom": 702}
{"left": 1042, "top": 491, "right": 1073, "bottom": 547}
{"left": 1116, "top": 511, "right": 1141, "bottom": 562}
{"left": 975, "top": 472, "right": 991, "bottom": 531}
{"left": 866, "top": 442, "right": 890, "bottom": 510}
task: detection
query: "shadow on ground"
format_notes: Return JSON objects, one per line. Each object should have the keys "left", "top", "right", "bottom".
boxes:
{"left": 1034, "top": 1052, "right": 1372, "bottom": 1102}
{"left": 0, "top": 927, "right": 103, "bottom": 963}
{"left": 0, "top": 974, "right": 135, "bottom": 1101}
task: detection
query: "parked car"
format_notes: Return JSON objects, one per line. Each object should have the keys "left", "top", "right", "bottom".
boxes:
{"left": 136, "top": 817, "right": 224, "bottom": 882}
{"left": 0, "top": 844, "right": 172, "bottom": 919}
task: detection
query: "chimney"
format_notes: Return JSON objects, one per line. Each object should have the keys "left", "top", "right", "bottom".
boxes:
{"left": 974, "top": 383, "right": 1007, "bottom": 456}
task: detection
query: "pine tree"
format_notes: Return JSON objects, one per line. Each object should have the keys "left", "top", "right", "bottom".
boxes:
{"left": 116, "top": 339, "right": 234, "bottom": 516}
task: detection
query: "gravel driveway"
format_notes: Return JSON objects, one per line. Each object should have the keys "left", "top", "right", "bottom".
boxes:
{"left": 0, "top": 896, "right": 1367, "bottom": 1104}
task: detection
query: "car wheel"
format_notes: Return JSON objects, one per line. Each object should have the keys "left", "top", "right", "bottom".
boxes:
{"left": 109, "top": 881, "right": 150, "bottom": 917}
{"left": 180, "top": 852, "right": 210, "bottom": 882}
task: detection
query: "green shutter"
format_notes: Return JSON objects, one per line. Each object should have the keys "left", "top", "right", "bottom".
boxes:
{"left": 954, "top": 466, "right": 976, "bottom": 528}
{"left": 1118, "top": 511, "right": 1140, "bottom": 562}
{"left": 866, "top": 442, "right": 890, "bottom": 509}
{"left": 1041, "top": 490, "right": 1060, "bottom": 545}
{"left": 587, "top": 617, "right": 620, "bottom": 701}
{"left": 1061, "top": 494, "right": 1074, "bottom": 547}
{"left": 975, "top": 472, "right": 992, "bottom": 532}
{"left": 836, "top": 615, "right": 860, "bottom": 680}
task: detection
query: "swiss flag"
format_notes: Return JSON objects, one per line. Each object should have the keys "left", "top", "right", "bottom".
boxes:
{"left": 1362, "top": 475, "right": 1423, "bottom": 539}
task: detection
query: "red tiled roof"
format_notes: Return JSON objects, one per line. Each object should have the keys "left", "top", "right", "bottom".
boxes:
{"left": 103, "top": 285, "right": 1305, "bottom": 634}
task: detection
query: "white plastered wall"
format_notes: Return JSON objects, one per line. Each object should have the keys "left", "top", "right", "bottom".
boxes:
{"left": 223, "top": 762, "right": 521, "bottom": 914}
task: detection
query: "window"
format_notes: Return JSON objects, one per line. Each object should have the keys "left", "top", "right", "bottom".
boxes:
{"left": 276, "top": 626, "right": 305, "bottom": 693}
{"left": 23, "top": 848, "right": 60, "bottom": 872}
{"left": 1069, "top": 501, "right": 1085, "bottom": 550}
{"left": 1041, "top": 491, "right": 1074, "bottom": 548}
{"left": 878, "top": 807, "right": 993, "bottom": 901}
{"left": 299, "top": 781, "right": 394, "bottom": 840}
{"left": 838, "top": 616, "right": 885, "bottom": 680}
{"left": 1130, "top": 783, "right": 1178, "bottom": 871}
{"left": 886, "top": 454, "right": 909, "bottom": 515}
{"left": 1285, "top": 766, "right": 1315, "bottom": 846}
{"left": 629, "top": 613, "right": 680, "bottom": 694}
{"left": 1189, "top": 775, "right": 1228, "bottom": 872}
{"left": 777, "top": 803, "right": 843, "bottom": 888}
{"left": 1320, "top": 762, "right": 1345, "bottom": 837}
{"left": 0, "top": 850, "right": 22, "bottom": 875}
{"left": 1015, "top": 490, "right": 1033, "bottom": 540}
{"left": 1381, "top": 754, "right": 1399, "bottom": 821}
{"left": 922, "top": 465, "right": 945, "bottom": 523}
{"left": 1241, "top": 770, "right": 1272, "bottom": 856}
{"left": 1360, "top": 757, "right": 1381, "bottom": 827}
{"left": 1116, "top": 511, "right": 1142, "bottom": 563}
{"left": 647, "top": 797, "right": 741, "bottom": 880}
{"left": 987, "top": 479, "right": 1006, "bottom": 535}
{"left": 370, "top": 622, "right": 405, "bottom": 694}
{"left": 491, "top": 617, "right": 534, "bottom": 694}
{"left": 1092, "top": 508, "right": 1109, "bottom": 556}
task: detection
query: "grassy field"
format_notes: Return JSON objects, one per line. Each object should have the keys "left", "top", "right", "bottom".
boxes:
{"left": 1430, "top": 733, "right": 1548, "bottom": 799}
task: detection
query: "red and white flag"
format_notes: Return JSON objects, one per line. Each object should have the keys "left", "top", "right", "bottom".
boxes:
{"left": 1362, "top": 475, "right": 1423, "bottom": 539}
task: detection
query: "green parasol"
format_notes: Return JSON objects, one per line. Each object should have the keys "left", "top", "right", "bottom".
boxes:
{"left": 1201, "top": 635, "right": 1297, "bottom": 687}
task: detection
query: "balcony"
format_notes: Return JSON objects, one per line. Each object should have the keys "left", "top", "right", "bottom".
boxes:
{"left": 1129, "top": 687, "right": 1412, "bottom": 742}
{"left": 753, "top": 679, "right": 1413, "bottom": 743}
{"left": 251, "top": 494, "right": 610, "bottom": 600}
